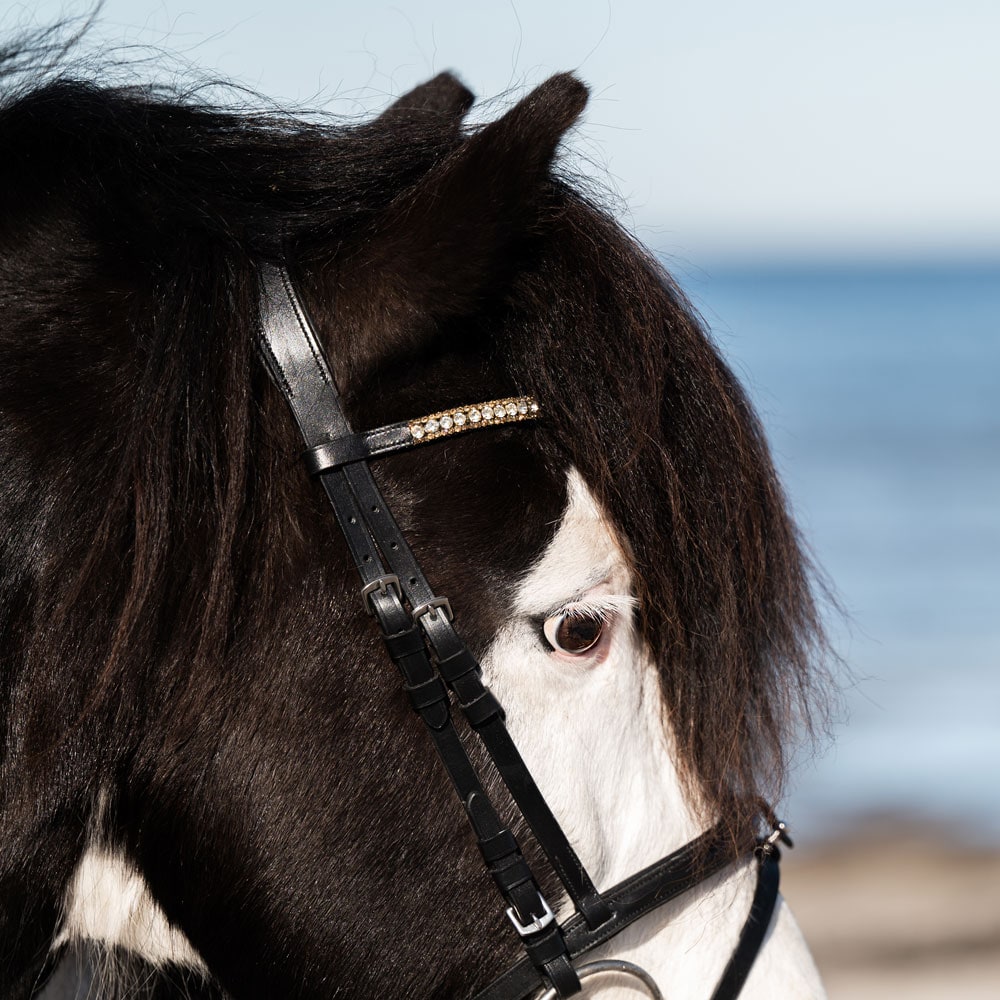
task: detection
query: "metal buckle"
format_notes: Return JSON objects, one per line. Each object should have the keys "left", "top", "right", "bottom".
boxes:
{"left": 361, "top": 575, "right": 401, "bottom": 615}
{"left": 765, "top": 819, "right": 793, "bottom": 849}
{"left": 411, "top": 596, "right": 453, "bottom": 624}
{"left": 505, "top": 894, "right": 555, "bottom": 937}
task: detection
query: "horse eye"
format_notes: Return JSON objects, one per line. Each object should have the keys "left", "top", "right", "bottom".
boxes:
{"left": 543, "top": 610, "right": 605, "bottom": 655}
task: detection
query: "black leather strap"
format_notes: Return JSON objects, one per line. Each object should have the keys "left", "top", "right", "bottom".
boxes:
{"left": 707, "top": 846, "right": 782, "bottom": 1000}
{"left": 303, "top": 423, "right": 413, "bottom": 474}
{"left": 337, "top": 457, "right": 612, "bottom": 929}
{"left": 257, "top": 265, "right": 348, "bottom": 443}
{"left": 257, "top": 262, "right": 581, "bottom": 995}
{"left": 258, "top": 261, "right": 611, "bottom": 932}
{"left": 470, "top": 825, "right": 723, "bottom": 1000}
{"left": 471, "top": 829, "right": 778, "bottom": 1000}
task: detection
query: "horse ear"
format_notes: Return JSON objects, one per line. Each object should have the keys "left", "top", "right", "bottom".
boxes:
{"left": 338, "top": 73, "right": 588, "bottom": 365}
{"left": 378, "top": 72, "right": 475, "bottom": 125}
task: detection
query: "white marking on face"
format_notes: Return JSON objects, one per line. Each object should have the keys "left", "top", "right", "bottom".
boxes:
{"left": 484, "top": 469, "right": 703, "bottom": 888}
{"left": 482, "top": 469, "right": 825, "bottom": 998}
{"left": 56, "top": 847, "right": 206, "bottom": 971}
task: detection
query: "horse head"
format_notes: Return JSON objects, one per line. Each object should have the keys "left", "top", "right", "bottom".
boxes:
{"left": 0, "top": 50, "right": 828, "bottom": 1000}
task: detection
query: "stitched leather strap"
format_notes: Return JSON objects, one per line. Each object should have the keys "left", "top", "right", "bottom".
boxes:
{"left": 303, "top": 423, "right": 414, "bottom": 473}
{"left": 258, "top": 262, "right": 582, "bottom": 995}
{"left": 338, "top": 458, "right": 612, "bottom": 927}
{"left": 471, "top": 831, "right": 776, "bottom": 1000}
{"left": 258, "top": 262, "right": 610, "bottom": 931}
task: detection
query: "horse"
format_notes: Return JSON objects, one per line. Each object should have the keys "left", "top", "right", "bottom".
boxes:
{"left": 0, "top": 33, "right": 830, "bottom": 1000}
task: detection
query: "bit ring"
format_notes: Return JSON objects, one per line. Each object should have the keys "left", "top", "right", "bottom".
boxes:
{"left": 537, "top": 959, "right": 664, "bottom": 999}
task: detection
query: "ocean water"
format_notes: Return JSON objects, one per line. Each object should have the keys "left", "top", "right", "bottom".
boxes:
{"left": 674, "top": 262, "right": 1000, "bottom": 844}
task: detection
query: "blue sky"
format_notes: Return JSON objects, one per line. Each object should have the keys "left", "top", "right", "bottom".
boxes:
{"left": 9, "top": 1, "right": 999, "bottom": 261}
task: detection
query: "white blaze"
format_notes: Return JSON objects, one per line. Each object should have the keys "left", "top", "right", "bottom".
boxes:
{"left": 483, "top": 469, "right": 825, "bottom": 998}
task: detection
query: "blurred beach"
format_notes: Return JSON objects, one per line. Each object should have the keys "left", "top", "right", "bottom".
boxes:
{"left": 783, "top": 820, "right": 1000, "bottom": 999}
{"left": 680, "top": 260, "right": 1000, "bottom": 997}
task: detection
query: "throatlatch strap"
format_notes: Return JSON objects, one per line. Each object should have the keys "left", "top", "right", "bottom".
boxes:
{"left": 707, "top": 847, "right": 782, "bottom": 1000}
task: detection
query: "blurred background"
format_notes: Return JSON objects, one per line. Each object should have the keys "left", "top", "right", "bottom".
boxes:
{"left": 10, "top": 2, "right": 999, "bottom": 996}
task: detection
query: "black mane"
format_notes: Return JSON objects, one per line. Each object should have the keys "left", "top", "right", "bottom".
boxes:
{"left": 1, "top": 33, "right": 828, "bottom": 1000}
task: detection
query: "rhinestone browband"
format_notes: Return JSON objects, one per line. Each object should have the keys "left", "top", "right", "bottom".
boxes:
{"left": 408, "top": 396, "right": 539, "bottom": 443}
{"left": 301, "top": 395, "right": 540, "bottom": 475}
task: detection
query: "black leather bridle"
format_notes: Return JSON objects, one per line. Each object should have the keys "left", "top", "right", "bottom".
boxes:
{"left": 256, "top": 261, "right": 791, "bottom": 1000}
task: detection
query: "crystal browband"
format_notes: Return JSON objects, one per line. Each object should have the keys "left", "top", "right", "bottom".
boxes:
{"left": 302, "top": 395, "right": 540, "bottom": 475}
{"left": 409, "top": 395, "right": 539, "bottom": 442}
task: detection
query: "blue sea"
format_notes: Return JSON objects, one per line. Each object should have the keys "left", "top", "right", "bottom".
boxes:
{"left": 673, "top": 261, "right": 1000, "bottom": 844}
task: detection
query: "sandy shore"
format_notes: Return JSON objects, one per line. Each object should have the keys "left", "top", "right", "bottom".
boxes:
{"left": 781, "top": 817, "right": 1000, "bottom": 999}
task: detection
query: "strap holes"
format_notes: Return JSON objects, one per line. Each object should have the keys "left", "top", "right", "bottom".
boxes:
{"left": 409, "top": 577, "right": 417, "bottom": 586}
{"left": 371, "top": 505, "right": 381, "bottom": 514}
{"left": 390, "top": 542, "right": 399, "bottom": 550}
{"left": 362, "top": 554, "right": 372, "bottom": 563}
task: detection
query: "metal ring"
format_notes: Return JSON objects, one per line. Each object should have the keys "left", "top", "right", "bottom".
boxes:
{"left": 537, "top": 960, "right": 664, "bottom": 1000}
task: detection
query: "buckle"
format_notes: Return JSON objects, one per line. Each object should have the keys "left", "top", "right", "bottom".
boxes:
{"left": 506, "top": 894, "right": 555, "bottom": 937}
{"left": 764, "top": 819, "right": 793, "bottom": 849}
{"left": 361, "top": 575, "right": 401, "bottom": 615}
{"left": 412, "top": 596, "right": 454, "bottom": 624}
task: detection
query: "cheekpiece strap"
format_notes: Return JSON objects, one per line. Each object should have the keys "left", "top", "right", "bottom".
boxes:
{"left": 257, "top": 260, "right": 587, "bottom": 995}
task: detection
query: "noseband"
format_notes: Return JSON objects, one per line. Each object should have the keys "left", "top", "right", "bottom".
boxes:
{"left": 257, "top": 261, "right": 789, "bottom": 1000}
